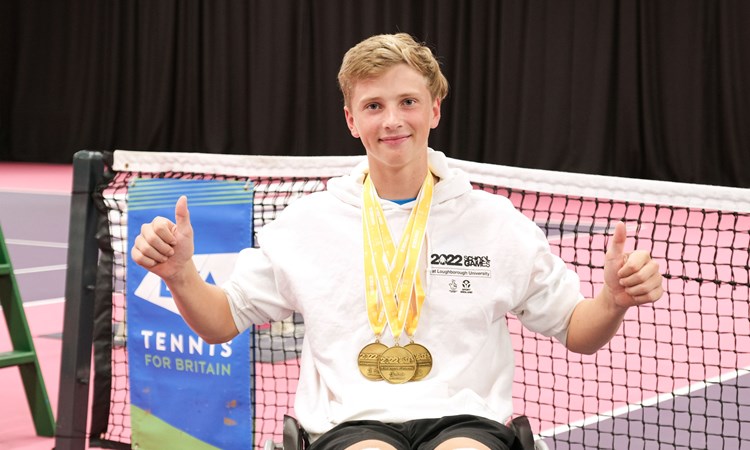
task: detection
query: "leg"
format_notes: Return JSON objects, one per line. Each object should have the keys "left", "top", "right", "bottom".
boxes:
{"left": 344, "top": 440, "right": 399, "bottom": 450}
{"left": 433, "top": 437, "right": 492, "bottom": 450}
{"left": 415, "top": 415, "right": 515, "bottom": 450}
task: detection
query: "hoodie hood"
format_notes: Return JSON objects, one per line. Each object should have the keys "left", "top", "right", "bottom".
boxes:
{"left": 327, "top": 148, "right": 473, "bottom": 208}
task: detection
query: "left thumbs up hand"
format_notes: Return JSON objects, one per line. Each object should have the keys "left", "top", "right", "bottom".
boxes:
{"left": 603, "top": 221, "right": 664, "bottom": 308}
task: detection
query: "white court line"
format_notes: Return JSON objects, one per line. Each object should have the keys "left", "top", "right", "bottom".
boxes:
{"left": 539, "top": 366, "right": 750, "bottom": 438}
{"left": 14, "top": 264, "right": 67, "bottom": 275}
{"left": 0, "top": 188, "right": 70, "bottom": 196}
{"left": 0, "top": 297, "right": 65, "bottom": 312}
{"left": 5, "top": 238, "right": 68, "bottom": 249}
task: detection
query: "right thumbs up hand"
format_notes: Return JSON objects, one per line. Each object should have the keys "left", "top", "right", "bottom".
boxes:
{"left": 131, "top": 195, "right": 195, "bottom": 281}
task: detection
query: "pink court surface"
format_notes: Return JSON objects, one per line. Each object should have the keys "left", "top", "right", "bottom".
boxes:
{"left": 1, "top": 161, "right": 748, "bottom": 449}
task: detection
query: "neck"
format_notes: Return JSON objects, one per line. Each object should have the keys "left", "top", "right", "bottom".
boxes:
{"left": 368, "top": 167, "right": 428, "bottom": 200}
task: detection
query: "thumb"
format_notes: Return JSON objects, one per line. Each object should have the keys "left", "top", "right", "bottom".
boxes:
{"left": 174, "top": 195, "right": 191, "bottom": 231}
{"left": 607, "top": 221, "right": 627, "bottom": 260}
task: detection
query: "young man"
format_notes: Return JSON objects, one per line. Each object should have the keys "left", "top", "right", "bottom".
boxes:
{"left": 131, "top": 33, "right": 663, "bottom": 450}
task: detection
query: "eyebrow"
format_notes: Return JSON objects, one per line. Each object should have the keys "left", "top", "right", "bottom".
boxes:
{"left": 357, "top": 91, "right": 424, "bottom": 106}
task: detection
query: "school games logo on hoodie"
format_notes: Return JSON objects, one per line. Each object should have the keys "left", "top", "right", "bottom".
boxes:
{"left": 429, "top": 253, "right": 491, "bottom": 279}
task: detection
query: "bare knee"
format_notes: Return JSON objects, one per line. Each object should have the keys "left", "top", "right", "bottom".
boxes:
{"left": 344, "top": 439, "right": 399, "bottom": 450}
{"left": 434, "top": 437, "right": 492, "bottom": 450}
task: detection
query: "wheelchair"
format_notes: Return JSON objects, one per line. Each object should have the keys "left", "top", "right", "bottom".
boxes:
{"left": 264, "top": 414, "right": 549, "bottom": 450}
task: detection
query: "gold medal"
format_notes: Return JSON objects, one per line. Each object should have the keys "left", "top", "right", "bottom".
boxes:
{"left": 404, "top": 342, "right": 432, "bottom": 381}
{"left": 378, "top": 346, "right": 417, "bottom": 384}
{"left": 358, "top": 341, "right": 388, "bottom": 381}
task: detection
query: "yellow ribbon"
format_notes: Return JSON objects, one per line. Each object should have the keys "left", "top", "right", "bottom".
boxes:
{"left": 362, "top": 171, "right": 433, "bottom": 342}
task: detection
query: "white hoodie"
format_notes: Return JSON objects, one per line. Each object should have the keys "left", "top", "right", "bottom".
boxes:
{"left": 223, "top": 149, "right": 582, "bottom": 438}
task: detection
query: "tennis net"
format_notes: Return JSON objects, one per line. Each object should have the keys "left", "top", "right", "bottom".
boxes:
{"left": 71, "top": 149, "right": 750, "bottom": 449}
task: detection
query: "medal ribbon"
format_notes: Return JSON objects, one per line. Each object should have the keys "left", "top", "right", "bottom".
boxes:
{"left": 362, "top": 172, "right": 433, "bottom": 342}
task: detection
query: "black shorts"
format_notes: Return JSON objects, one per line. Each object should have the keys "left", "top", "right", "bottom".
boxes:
{"left": 307, "top": 414, "right": 517, "bottom": 450}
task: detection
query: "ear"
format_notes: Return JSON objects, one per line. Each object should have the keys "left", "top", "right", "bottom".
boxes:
{"left": 430, "top": 98, "right": 442, "bottom": 129}
{"left": 344, "top": 106, "right": 360, "bottom": 138}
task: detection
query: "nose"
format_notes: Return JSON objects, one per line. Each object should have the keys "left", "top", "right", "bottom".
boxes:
{"left": 382, "top": 107, "right": 402, "bottom": 129}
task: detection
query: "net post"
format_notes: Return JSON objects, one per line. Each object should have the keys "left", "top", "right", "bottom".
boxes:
{"left": 54, "top": 150, "right": 106, "bottom": 450}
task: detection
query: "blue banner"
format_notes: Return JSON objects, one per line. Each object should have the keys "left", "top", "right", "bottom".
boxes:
{"left": 127, "top": 178, "right": 253, "bottom": 450}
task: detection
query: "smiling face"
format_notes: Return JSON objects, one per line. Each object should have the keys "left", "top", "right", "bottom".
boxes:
{"left": 344, "top": 63, "right": 442, "bottom": 187}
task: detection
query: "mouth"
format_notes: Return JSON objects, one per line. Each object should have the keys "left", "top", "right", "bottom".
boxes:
{"left": 379, "top": 134, "right": 411, "bottom": 146}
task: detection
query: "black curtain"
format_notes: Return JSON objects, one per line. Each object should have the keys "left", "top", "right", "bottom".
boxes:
{"left": 1, "top": 0, "right": 748, "bottom": 187}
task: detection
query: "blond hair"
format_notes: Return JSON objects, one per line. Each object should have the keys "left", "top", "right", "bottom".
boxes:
{"left": 337, "top": 33, "right": 449, "bottom": 107}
